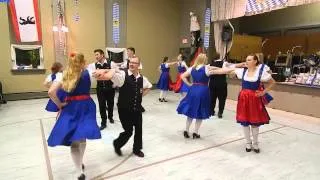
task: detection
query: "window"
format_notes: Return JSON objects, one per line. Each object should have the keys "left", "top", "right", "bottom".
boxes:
{"left": 11, "top": 44, "right": 44, "bottom": 70}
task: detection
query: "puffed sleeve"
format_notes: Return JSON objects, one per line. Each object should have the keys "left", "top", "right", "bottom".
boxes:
{"left": 234, "top": 68, "right": 244, "bottom": 79}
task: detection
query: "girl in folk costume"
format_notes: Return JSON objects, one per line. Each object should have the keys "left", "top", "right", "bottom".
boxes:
{"left": 233, "top": 54, "right": 275, "bottom": 153}
{"left": 156, "top": 57, "right": 177, "bottom": 102}
{"left": 177, "top": 53, "right": 235, "bottom": 139}
{"left": 47, "top": 52, "right": 101, "bottom": 180}
{"left": 44, "top": 62, "right": 66, "bottom": 112}
{"left": 173, "top": 54, "right": 189, "bottom": 98}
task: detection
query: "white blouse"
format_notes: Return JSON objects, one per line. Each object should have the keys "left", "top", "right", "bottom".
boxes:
{"left": 235, "top": 64, "right": 271, "bottom": 82}
{"left": 45, "top": 72, "right": 63, "bottom": 83}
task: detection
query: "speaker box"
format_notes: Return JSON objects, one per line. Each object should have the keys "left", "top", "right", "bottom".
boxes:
{"left": 221, "top": 25, "right": 233, "bottom": 42}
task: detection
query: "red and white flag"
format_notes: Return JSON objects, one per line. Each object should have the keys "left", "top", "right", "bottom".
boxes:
{"left": 9, "top": 0, "right": 42, "bottom": 42}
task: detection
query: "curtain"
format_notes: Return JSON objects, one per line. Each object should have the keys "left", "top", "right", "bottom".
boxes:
{"left": 211, "top": 0, "right": 247, "bottom": 21}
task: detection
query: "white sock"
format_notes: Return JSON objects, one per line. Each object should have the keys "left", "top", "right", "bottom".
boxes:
{"left": 70, "top": 142, "right": 82, "bottom": 176}
{"left": 251, "top": 126, "right": 259, "bottom": 149}
{"left": 159, "top": 90, "right": 164, "bottom": 99}
{"left": 79, "top": 141, "right": 86, "bottom": 173}
{"left": 243, "top": 126, "right": 252, "bottom": 148}
{"left": 163, "top": 91, "right": 167, "bottom": 99}
{"left": 186, "top": 117, "right": 193, "bottom": 132}
{"left": 195, "top": 119, "right": 202, "bottom": 134}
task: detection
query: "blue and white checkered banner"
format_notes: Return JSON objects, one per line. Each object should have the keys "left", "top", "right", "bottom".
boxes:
{"left": 204, "top": 8, "right": 211, "bottom": 49}
{"left": 112, "top": 2, "right": 120, "bottom": 45}
{"left": 246, "top": 0, "right": 288, "bottom": 15}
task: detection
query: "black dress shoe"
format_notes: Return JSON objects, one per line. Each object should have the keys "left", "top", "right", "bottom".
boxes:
{"left": 99, "top": 125, "right": 106, "bottom": 130}
{"left": 245, "top": 148, "right": 252, "bottom": 152}
{"left": 113, "top": 141, "right": 122, "bottom": 156}
{"left": 78, "top": 174, "right": 85, "bottom": 180}
{"left": 162, "top": 98, "right": 168, "bottom": 102}
{"left": 218, "top": 114, "right": 223, "bottom": 118}
{"left": 159, "top": 98, "right": 163, "bottom": 102}
{"left": 192, "top": 133, "right": 200, "bottom": 139}
{"left": 183, "top": 131, "right": 190, "bottom": 138}
{"left": 133, "top": 150, "right": 145, "bottom": 157}
{"left": 253, "top": 148, "right": 260, "bottom": 153}
{"left": 109, "top": 118, "right": 114, "bottom": 124}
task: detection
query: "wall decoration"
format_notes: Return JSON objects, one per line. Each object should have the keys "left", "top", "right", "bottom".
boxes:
{"left": 204, "top": 8, "right": 211, "bottom": 49}
{"left": 112, "top": 2, "right": 120, "bottom": 46}
{"left": 9, "top": 0, "right": 42, "bottom": 42}
{"left": 52, "top": 0, "right": 68, "bottom": 65}
{"left": 73, "top": 0, "right": 80, "bottom": 22}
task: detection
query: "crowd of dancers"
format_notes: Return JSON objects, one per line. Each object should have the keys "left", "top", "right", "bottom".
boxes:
{"left": 44, "top": 48, "right": 275, "bottom": 179}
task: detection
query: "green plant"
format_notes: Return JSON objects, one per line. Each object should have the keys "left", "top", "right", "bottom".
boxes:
{"left": 28, "top": 49, "right": 40, "bottom": 68}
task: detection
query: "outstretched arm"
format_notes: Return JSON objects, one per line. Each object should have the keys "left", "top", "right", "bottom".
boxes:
{"left": 208, "top": 67, "right": 236, "bottom": 75}
{"left": 167, "top": 61, "right": 178, "bottom": 66}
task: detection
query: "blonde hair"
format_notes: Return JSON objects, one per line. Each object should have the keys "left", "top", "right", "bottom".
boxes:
{"left": 192, "top": 53, "right": 207, "bottom": 68}
{"left": 62, "top": 52, "right": 86, "bottom": 92}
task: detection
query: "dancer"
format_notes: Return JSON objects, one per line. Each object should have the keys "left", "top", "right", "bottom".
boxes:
{"left": 233, "top": 54, "right": 275, "bottom": 153}
{"left": 157, "top": 57, "right": 177, "bottom": 102}
{"left": 177, "top": 53, "right": 235, "bottom": 139}
{"left": 47, "top": 52, "right": 101, "bottom": 180}
{"left": 209, "top": 56, "right": 245, "bottom": 118}
{"left": 44, "top": 62, "right": 65, "bottom": 112}
{"left": 173, "top": 54, "right": 189, "bottom": 98}
{"left": 119, "top": 47, "right": 146, "bottom": 112}
{"left": 94, "top": 56, "right": 152, "bottom": 157}
{"left": 87, "top": 49, "right": 116, "bottom": 130}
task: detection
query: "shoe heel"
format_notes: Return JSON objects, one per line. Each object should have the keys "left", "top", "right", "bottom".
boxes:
{"left": 192, "top": 133, "right": 200, "bottom": 139}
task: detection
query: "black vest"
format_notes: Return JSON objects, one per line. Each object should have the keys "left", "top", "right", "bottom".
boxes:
{"left": 117, "top": 70, "right": 143, "bottom": 112}
{"left": 209, "top": 61, "right": 227, "bottom": 86}
{"left": 95, "top": 61, "right": 113, "bottom": 89}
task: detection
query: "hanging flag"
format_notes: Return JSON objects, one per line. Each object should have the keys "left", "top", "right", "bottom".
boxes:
{"left": 0, "top": 0, "right": 10, "bottom": 3}
{"left": 9, "top": 0, "right": 42, "bottom": 42}
{"left": 112, "top": 2, "right": 120, "bottom": 45}
{"left": 204, "top": 8, "right": 211, "bottom": 49}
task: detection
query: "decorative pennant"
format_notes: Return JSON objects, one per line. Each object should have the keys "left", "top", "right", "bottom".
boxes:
{"left": 53, "top": 0, "right": 68, "bottom": 65}
{"left": 204, "top": 8, "right": 211, "bottom": 49}
{"left": 112, "top": 2, "right": 120, "bottom": 45}
{"left": 9, "top": 0, "right": 42, "bottom": 42}
{"left": 73, "top": 0, "right": 80, "bottom": 22}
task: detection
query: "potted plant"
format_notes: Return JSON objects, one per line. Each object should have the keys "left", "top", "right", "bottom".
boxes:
{"left": 28, "top": 49, "right": 40, "bottom": 68}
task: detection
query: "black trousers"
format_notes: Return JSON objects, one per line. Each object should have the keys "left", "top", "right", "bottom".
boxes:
{"left": 114, "top": 108, "right": 142, "bottom": 152}
{"left": 96, "top": 87, "right": 115, "bottom": 125}
{"left": 210, "top": 85, "right": 227, "bottom": 115}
